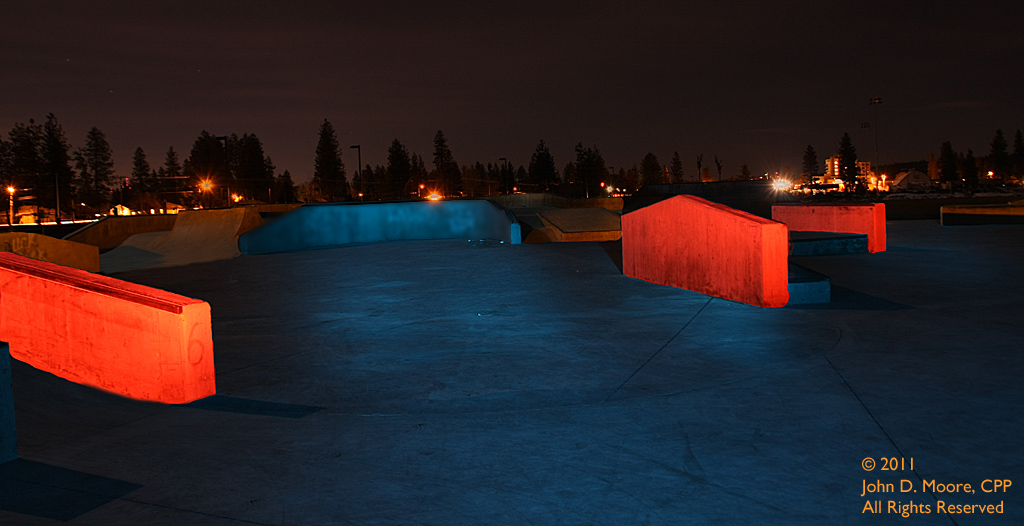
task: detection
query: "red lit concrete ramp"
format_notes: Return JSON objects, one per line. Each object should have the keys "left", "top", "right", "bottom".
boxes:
{"left": 100, "top": 208, "right": 262, "bottom": 273}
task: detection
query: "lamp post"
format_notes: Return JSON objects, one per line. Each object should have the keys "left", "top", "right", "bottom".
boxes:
{"left": 350, "top": 145, "right": 361, "bottom": 199}
{"left": 499, "top": 157, "right": 507, "bottom": 195}
{"left": 869, "top": 97, "right": 882, "bottom": 178}
{"left": 6, "top": 187, "right": 13, "bottom": 226}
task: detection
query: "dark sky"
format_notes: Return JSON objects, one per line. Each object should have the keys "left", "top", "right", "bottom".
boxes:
{"left": 3, "top": 1, "right": 1022, "bottom": 183}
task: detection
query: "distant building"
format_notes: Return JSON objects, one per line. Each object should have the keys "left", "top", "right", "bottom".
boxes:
{"left": 823, "top": 157, "right": 874, "bottom": 180}
{"left": 890, "top": 170, "right": 934, "bottom": 191}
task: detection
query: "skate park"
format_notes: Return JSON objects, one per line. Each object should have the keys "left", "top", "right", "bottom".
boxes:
{"left": 1, "top": 187, "right": 1022, "bottom": 524}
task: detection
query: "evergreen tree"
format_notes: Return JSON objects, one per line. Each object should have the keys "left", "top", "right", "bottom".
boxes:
{"left": 514, "top": 166, "right": 527, "bottom": 191}
{"left": 527, "top": 140, "right": 558, "bottom": 190}
{"left": 696, "top": 154, "right": 703, "bottom": 183}
{"left": 41, "top": 114, "right": 74, "bottom": 219}
{"left": 988, "top": 129, "right": 1010, "bottom": 181}
{"left": 432, "top": 130, "right": 461, "bottom": 197}
{"left": 962, "top": 149, "right": 979, "bottom": 189}
{"left": 183, "top": 130, "right": 227, "bottom": 206}
{"left": 386, "top": 139, "right": 411, "bottom": 200}
{"left": 410, "top": 153, "right": 428, "bottom": 195}
{"left": 160, "top": 146, "right": 184, "bottom": 199}
{"left": 1012, "top": 129, "right": 1024, "bottom": 179}
{"left": 234, "top": 133, "right": 274, "bottom": 200}
{"left": 312, "top": 119, "right": 349, "bottom": 201}
{"left": 801, "top": 145, "right": 819, "bottom": 181}
{"left": 275, "top": 170, "right": 298, "bottom": 203}
{"left": 573, "top": 143, "right": 606, "bottom": 197}
{"left": 640, "top": 152, "right": 661, "bottom": 186}
{"left": 669, "top": 151, "right": 684, "bottom": 183}
{"left": 714, "top": 156, "right": 724, "bottom": 181}
{"left": 74, "top": 127, "right": 115, "bottom": 210}
{"left": 7, "top": 120, "right": 44, "bottom": 198}
{"left": 836, "top": 133, "right": 860, "bottom": 189}
{"left": 739, "top": 163, "right": 752, "bottom": 180}
{"left": 130, "top": 147, "right": 152, "bottom": 193}
{"left": 0, "top": 137, "right": 12, "bottom": 186}
{"left": 938, "top": 141, "right": 959, "bottom": 184}
{"left": 562, "top": 162, "right": 576, "bottom": 185}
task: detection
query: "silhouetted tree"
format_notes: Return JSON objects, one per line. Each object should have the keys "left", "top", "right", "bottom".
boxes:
{"left": 739, "top": 163, "right": 752, "bottom": 180}
{"left": 7, "top": 120, "right": 44, "bottom": 202}
{"left": 233, "top": 133, "right": 275, "bottom": 201}
{"left": 514, "top": 166, "right": 527, "bottom": 191}
{"left": 386, "top": 139, "right": 411, "bottom": 200}
{"left": 801, "top": 145, "right": 819, "bottom": 182}
{"left": 938, "top": 141, "right": 958, "bottom": 184}
{"left": 275, "top": 170, "right": 298, "bottom": 203}
{"left": 961, "top": 149, "right": 979, "bottom": 189}
{"left": 714, "top": 155, "right": 724, "bottom": 181}
{"left": 158, "top": 146, "right": 184, "bottom": 200}
{"left": 40, "top": 114, "right": 74, "bottom": 219}
{"left": 410, "top": 153, "right": 428, "bottom": 195}
{"left": 130, "top": 147, "right": 153, "bottom": 193}
{"left": 528, "top": 140, "right": 559, "bottom": 191}
{"left": 836, "top": 133, "right": 860, "bottom": 189}
{"left": 74, "top": 127, "right": 115, "bottom": 210}
{"left": 432, "top": 130, "right": 461, "bottom": 196}
{"left": 640, "top": 152, "right": 661, "bottom": 186}
{"left": 988, "top": 129, "right": 1010, "bottom": 181}
{"left": 696, "top": 154, "right": 703, "bottom": 183}
{"left": 1012, "top": 129, "right": 1024, "bottom": 179}
{"left": 183, "top": 130, "right": 227, "bottom": 206}
{"left": 313, "top": 119, "right": 349, "bottom": 201}
{"left": 574, "top": 143, "right": 606, "bottom": 197}
{"left": 562, "top": 162, "right": 576, "bottom": 185}
{"left": 669, "top": 151, "right": 684, "bottom": 183}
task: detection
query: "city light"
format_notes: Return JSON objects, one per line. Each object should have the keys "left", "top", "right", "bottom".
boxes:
{"left": 427, "top": 193, "right": 442, "bottom": 201}
{"left": 772, "top": 179, "right": 791, "bottom": 191}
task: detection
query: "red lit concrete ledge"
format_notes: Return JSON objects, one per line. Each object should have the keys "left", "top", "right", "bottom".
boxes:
{"left": 0, "top": 253, "right": 215, "bottom": 404}
{"left": 622, "top": 195, "right": 790, "bottom": 308}
{"left": 772, "top": 203, "right": 886, "bottom": 253}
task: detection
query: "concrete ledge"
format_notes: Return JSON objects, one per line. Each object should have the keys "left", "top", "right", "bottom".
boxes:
{"left": 787, "top": 263, "right": 831, "bottom": 305}
{"left": 940, "top": 204, "right": 1024, "bottom": 225}
{"left": 0, "top": 233, "right": 101, "bottom": 272}
{"left": 0, "top": 253, "right": 215, "bottom": 404}
{"left": 239, "top": 200, "right": 521, "bottom": 254}
{"left": 487, "top": 193, "right": 623, "bottom": 210}
{"left": 536, "top": 209, "right": 621, "bottom": 242}
{"left": 772, "top": 203, "right": 886, "bottom": 253}
{"left": 789, "top": 231, "right": 869, "bottom": 256}
{"left": 623, "top": 195, "right": 789, "bottom": 308}
{"left": 0, "top": 342, "right": 14, "bottom": 463}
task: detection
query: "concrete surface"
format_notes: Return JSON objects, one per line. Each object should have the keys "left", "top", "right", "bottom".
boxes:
{"left": 100, "top": 208, "right": 262, "bottom": 273}
{"left": 2, "top": 221, "right": 1022, "bottom": 524}
{"left": 0, "top": 233, "right": 101, "bottom": 272}
{"left": 790, "top": 231, "right": 869, "bottom": 256}
{"left": 0, "top": 343, "right": 14, "bottom": 464}
{"left": 239, "top": 200, "right": 521, "bottom": 255}
{"left": 786, "top": 262, "right": 831, "bottom": 304}
{"left": 0, "top": 253, "right": 215, "bottom": 404}
{"left": 64, "top": 215, "right": 177, "bottom": 252}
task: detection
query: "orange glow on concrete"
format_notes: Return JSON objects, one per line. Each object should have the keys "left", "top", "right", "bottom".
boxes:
{"left": 772, "top": 203, "right": 886, "bottom": 253}
{"left": 622, "top": 195, "right": 789, "bottom": 308}
{"left": 0, "top": 253, "right": 216, "bottom": 403}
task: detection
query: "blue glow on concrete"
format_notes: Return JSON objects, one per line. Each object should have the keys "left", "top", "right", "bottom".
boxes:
{"left": 0, "top": 343, "right": 15, "bottom": 464}
{"left": 239, "top": 200, "right": 521, "bottom": 254}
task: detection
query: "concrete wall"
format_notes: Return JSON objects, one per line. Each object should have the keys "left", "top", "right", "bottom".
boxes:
{"left": 623, "top": 195, "right": 790, "bottom": 308}
{"left": 64, "top": 214, "right": 177, "bottom": 251}
{"left": 239, "top": 200, "right": 521, "bottom": 255}
{"left": 0, "top": 253, "right": 215, "bottom": 404}
{"left": 0, "top": 233, "right": 101, "bottom": 272}
{"left": 0, "top": 342, "right": 14, "bottom": 463}
{"left": 487, "top": 194, "right": 624, "bottom": 210}
{"left": 772, "top": 203, "right": 886, "bottom": 253}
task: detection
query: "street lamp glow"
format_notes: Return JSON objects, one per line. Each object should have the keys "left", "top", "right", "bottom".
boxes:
{"left": 772, "top": 179, "right": 791, "bottom": 191}
{"left": 6, "top": 187, "right": 13, "bottom": 195}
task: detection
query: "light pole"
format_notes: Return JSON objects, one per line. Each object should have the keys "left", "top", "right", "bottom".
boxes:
{"left": 499, "top": 157, "right": 507, "bottom": 194}
{"left": 350, "top": 145, "right": 361, "bottom": 199}
{"left": 7, "top": 187, "right": 13, "bottom": 226}
{"left": 870, "top": 97, "right": 882, "bottom": 178}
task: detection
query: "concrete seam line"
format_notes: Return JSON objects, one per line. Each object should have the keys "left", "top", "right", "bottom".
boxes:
{"left": 602, "top": 297, "right": 713, "bottom": 404}
{"left": 822, "top": 350, "right": 959, "bottom": 526}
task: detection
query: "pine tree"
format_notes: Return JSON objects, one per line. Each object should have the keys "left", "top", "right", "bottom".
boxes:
{"left": 528, "top": 140, "right": 558, "bottom": 191}
{"left": 386, "top": 139, "right": 411, "bottom": 200}
{"left": 669, "top": 151, "right": 684, "bottom": 183}
{"left": 74, "top": 127, "right": 115, "bottom": 210}
{"left": 7, "top": 120, "right": 44, "bottom": 199}
{"left": 183, "top": 130, "right": 227, "bottom": 206}
{"left": 313, "top": 119, "right": 349, "bottom": 201}
{"left": 1012, "top": 129, "right": 1024, "bottom": 179}
{"left": 160, "top": 146, "right": 183, "bottom": 199}
{"left": 739, "top": 164, "right": 752, "bottom": 180}
{"left": 938, "top": 141, "right": 958, "bottom": 184}
{"left": 40, "top": 114, "right": 74, "bottom": 219}
{"left": 573, "top": 143, "right": 606, "bottom": 197}
{"left": 275, "top": 170, "right": 298, "bottom": 203}
{"left": 801, "top": 145, "right": 819, "bottom": 182}
{"left": 640, "top": 153, "right": 661, "bottom": 186}
{"left": 234, "top": 133, "right": 274, "bottom": 201}
{"left": 962, "top": 149, "right": 979, "bottom": 189}
{"left": 836, "top": 133, "right": 860, "bottom": 189}
{"left": 130, "top": 147, "right": 152, "bottom": 193}
{"left": 432, "top": 130, "right": 461, "bottom": 197}
{"left": 410, "top": 153, "right": 428, "bottom": 195}
{"left": 988, "top": 129, "right": 1010, "bottom": 181}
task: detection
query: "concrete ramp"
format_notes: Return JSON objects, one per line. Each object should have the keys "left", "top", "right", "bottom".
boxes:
{"left": 0, "top": 233, "right": 101, "bottom": 272}
{"left": 536, "top": 208, "right": 621, "bottom": 242}
{"left": 101, "top": 208, "right": 263, "bottom": 273}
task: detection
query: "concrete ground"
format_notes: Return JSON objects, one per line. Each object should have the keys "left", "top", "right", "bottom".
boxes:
{"left": 3, "top": 220, "right": 1023, "bottom": 524}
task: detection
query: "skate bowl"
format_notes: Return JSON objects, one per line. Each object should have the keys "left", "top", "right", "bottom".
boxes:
{"left": 239, "top": 200, "right": 521, "bottom": 255}
{"left": 0, "top": 252, "right": 215, "bottom": 404}
{"left": 623, "top": 195, "right": 790, "bottom": 308}
{"left": 772, "top": 203, "right": 886, "bottom": 253}
{"left": 0, "top": 232, "right": 101, "bottom": 272}
{"left": 101, "top": 208, "right": 263, "bottom": 273}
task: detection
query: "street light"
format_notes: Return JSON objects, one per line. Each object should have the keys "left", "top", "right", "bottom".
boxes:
{"left": 6, "top": 186, "right": 14, "bottom": 226}
{"left": 200, "top": 179, "right": 213, "bottom": 208}
{"left": 870, "top": 97, "right": 882, "bottom": 178}
{"left": 499, "top": 157, "right": 508, "bottom": 195}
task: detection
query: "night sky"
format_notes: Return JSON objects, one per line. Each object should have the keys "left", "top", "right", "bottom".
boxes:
{"left": 3, "top": 1, "right": 1022, "bottom": 183}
